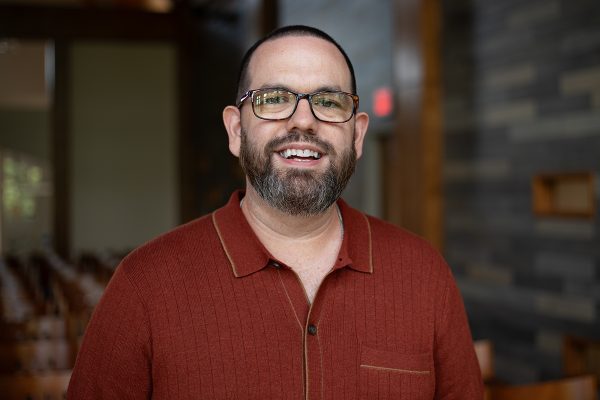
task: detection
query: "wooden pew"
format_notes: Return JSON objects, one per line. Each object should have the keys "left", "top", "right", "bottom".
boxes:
{"left": 564, "top": 335, "right": 600, "bottom": 383}
{"left": 0, "top": 339, "right": 76, "bottom": 373}
{"left": 0, "top": 371, "right": 71, "bottom": 400}
{"left": 0, "top": 316, "right": 67, "bottom": 342}
{"left": 475, "top": 339, "right": 495, "bottom": 383}
{"left": 2, "top": 255, "right": 45, "bottom": 316}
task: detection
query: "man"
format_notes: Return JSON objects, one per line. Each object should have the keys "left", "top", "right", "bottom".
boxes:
{"left": 68, "top": 25, "right": 483, "bottom": 399}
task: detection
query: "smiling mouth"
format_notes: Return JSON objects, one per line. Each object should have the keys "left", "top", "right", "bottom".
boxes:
{"left": 278, "top": 148, "right": 322, "bottom": 160}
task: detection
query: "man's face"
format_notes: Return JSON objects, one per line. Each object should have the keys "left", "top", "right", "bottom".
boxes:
{"left": 227, "top": 35, "right": 368, "bottom": 216}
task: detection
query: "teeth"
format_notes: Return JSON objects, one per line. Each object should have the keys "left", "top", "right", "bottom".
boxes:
{"left": 280, "top": 148, "right": 321, "bottom": 159}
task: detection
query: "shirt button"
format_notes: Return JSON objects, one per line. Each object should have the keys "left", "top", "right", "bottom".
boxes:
{"left": 307, "top": 324, "right": 317, "bottom": 336}
{"left": 271, "top": 261, "right": 282, "bottom": 269}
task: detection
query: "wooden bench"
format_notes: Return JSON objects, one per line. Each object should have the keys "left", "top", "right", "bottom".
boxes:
{"left": 0, "top": 339, "right": 76, "bottom": 373}
{"left": 0, "top": 371, "right": 71, "bottom": 400}
{"left": 0, "top": 316, "right": 67, "bottom": 342}
{"left": 475, "top": 339, "right": 495, "bottom": 383}
{"left": 564, "top": 335, "right": 600, "bottom": 383}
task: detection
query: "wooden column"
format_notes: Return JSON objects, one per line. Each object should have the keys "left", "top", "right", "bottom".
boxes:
{"left": 260, "top": 0, "right": 278, "bottom": 35}
{"left": 174, "top": 2, "right": 196, "bottom": 224}
{"left": 52, "top": 39, "right": 71, "bottom": 259}
{"left": 385, "top": 0, "right": 443, "bottom": 250}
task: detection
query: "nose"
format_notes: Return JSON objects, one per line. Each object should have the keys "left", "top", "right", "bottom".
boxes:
{"left": 286, "top": 97, "right": 319, "bottom": 134}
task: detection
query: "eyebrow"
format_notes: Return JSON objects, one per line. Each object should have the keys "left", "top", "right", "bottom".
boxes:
{"left": 258, "top": 83, "right": 344, "bottom": 93}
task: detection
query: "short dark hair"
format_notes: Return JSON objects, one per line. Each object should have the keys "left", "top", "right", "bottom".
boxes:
{"left": 235, "top": 25, "right": 357, "bottom": 100}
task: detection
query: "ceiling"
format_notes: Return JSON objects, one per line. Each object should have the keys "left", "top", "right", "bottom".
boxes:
{"left": 0, "top": 0, "right": 246, "bottom": 13}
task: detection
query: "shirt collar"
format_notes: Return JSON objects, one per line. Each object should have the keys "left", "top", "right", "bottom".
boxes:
{"left": 212, "top": 190, "right": 373, "bottom": 278}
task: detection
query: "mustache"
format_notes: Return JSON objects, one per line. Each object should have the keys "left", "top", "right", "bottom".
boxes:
{"left": 265, "top": 131, "right": 335, "bottom": 155}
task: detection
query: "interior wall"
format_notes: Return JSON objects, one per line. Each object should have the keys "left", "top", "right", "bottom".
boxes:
{"left": 0, "top": 109, "right": 49, "bottom": 162}
{"left": 443, "top": 0, "right": 600, "bottom": 383}
{"left": 70, "top": 41, "right": 177, "bottom": 256}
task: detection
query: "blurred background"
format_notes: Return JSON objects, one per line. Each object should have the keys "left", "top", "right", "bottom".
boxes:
{"left": 0, "top": 0, "right": 599, "bottom": 398}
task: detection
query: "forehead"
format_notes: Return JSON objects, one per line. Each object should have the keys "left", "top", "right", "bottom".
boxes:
{"left": 247, "top": 35, "right": 352, "bottom": 92}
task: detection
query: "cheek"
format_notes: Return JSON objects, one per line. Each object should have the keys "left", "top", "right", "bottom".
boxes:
{"left": 246, "top": 120, "right": 287, "bottom": 145}
{"left": 241, "top": 128, "right": 271, "bottom": 156}
{"left": 348, "top": 128, "right": 362, "bottom": 158}
{"left": 336, "top": 129, "right": 356, "bottom": 152}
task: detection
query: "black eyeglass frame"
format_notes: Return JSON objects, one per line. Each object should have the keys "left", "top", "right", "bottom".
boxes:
{"left": 236, "top": 88, "right": 360, "bottom": 123}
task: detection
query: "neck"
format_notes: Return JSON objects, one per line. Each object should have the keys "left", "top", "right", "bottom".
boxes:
{"left": 241, "top": 185, "right": 341, "bottom": 244}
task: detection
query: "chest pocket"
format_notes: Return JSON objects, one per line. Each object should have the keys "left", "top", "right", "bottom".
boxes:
{"left": 359, "top": 345, "right": 435, "bottom": 400}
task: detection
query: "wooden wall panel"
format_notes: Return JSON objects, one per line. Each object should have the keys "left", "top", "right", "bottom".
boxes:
{"left": 386, "top": 0, "right": 443, "bottom": 250}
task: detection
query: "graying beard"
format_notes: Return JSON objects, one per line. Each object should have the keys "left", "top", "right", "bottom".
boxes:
{"left": 239, "top": 131, "right": 355, "bottom": 216}
{"left": 256, "top": 168, "right": 342, "bottom": 216}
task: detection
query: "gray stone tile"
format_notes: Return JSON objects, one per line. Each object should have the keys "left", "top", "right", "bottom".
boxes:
{"left": 507, "top": 0, "right": 561, "bottom": 29}
{"left": 459, "top": 278, "right": 597, "bottom": 323}
{"left": 465, "top": 263, "right": 513, "bottom": 285}
{"left": 509, "top": 111, "right": 600, "bottom": 141}
{"left": 457, "top": 278, "right": 537, "bottom": 312}
{"left": 535, "top": 220, "right": 596, "bottom": 240}
{"left": 537, "top": 94, "right": 590, "bottom": 116}
{"left": 535, "top": 330, "right": 562, "bottom": 355}
{"left": 561, "top": 66, "right": 600, "bottom": 95}
{"left": 446, "top": 215, "right": 480, "bottom": 232}
{"left": 592, "top": 91, "right": 600, "bottom": 109}
{"left": 534, "top": 251, "right": 596, "bottom": 280}
{"left": 444, "top": 159, "right": 511, "bottom": 181}
{"left": 481, "top": 63, "right": 536, "bottom": 89}
{"left": 515, "top": 274, "right": 565, "bottom": 292}
{"left": 561, "top": 29, "right": 600, "bottom": 55}
{"left": 489, "top": 215, "right": 534, "bottom": 234}
{"left": 495, "top": 353, "right": 540, "bottom": 384}
{"left": 534, "top": 292, "right": 596, "bottom": 322}
{"left": 476, "top": 29, "right": 535, "bottom": 56}
{"left": 564, "top": 281, "right": 600, "bottom": 300}
{"left": 481, "top": 100, "right": 536, "bottom": 126}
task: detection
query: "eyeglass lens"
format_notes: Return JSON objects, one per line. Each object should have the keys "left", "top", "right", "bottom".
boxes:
{"left": 252, "top": 89, "right": 354, "bottom": 122}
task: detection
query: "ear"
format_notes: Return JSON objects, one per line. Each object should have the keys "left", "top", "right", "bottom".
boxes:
{"left": 222, "top": 105, "right": 242, "bottom": 157}
{"left": 353, "top": 111, "right": 369, "bottom": 159}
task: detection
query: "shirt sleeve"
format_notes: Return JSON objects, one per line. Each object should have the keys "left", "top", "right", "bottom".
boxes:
{"left": 67, "top": 263, "right": 152, "bottom": 399}
{"left": 434, "top": 262, "right": 484, "bottom": 399}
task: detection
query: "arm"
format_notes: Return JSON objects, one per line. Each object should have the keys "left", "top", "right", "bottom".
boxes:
{"left": 67, "top": 264, "right": 152, "bottom": 399}
{"left": 434, "top": 264, "right": 484, "bottom": 399}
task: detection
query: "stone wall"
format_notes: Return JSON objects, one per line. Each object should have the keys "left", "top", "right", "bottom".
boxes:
{"left": 443, "top": 0, "right": 600, "bottom": 383}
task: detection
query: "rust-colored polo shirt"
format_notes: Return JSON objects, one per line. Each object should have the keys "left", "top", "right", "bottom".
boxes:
{"left": 68, "top": 191, "right": 483, "bottom": 399}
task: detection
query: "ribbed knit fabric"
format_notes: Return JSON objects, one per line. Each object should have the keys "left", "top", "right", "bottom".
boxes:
{"left": 67, "top": 191, "right": 483, "bottom": 399}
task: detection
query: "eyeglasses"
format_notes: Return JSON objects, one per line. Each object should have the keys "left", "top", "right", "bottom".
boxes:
{"left": 237, "top": 88, "right": 359, "bottom": 123}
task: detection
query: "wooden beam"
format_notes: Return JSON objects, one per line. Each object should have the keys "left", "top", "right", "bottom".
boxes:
{"left": 52, "top": 40, "right": 71, "bottom": 259}
{"left": 260, "top": 0, "right": 278, "bottom": 35}
{"left": 0, "top": 5, "right": 179, "bottom": 41}
{"left": 386, "top": 0, "right": 443, "bottom": 250}
{"left": 175, "top": 4, "right": 196, "bottom": 223}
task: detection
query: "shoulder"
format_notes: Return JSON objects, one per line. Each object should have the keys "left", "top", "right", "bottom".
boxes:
{"left": 117, "top": 213, "right": 216, "bottom": 278}
{"left": 365, "top": 214, "right": 453, "bottom": 280}
{"left": 367, "top": 214, "right": 442, "bottom": 258}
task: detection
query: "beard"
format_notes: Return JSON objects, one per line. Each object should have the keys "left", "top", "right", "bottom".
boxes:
{"left": 239, "top": 130, "right": 357, "bottom": 216}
